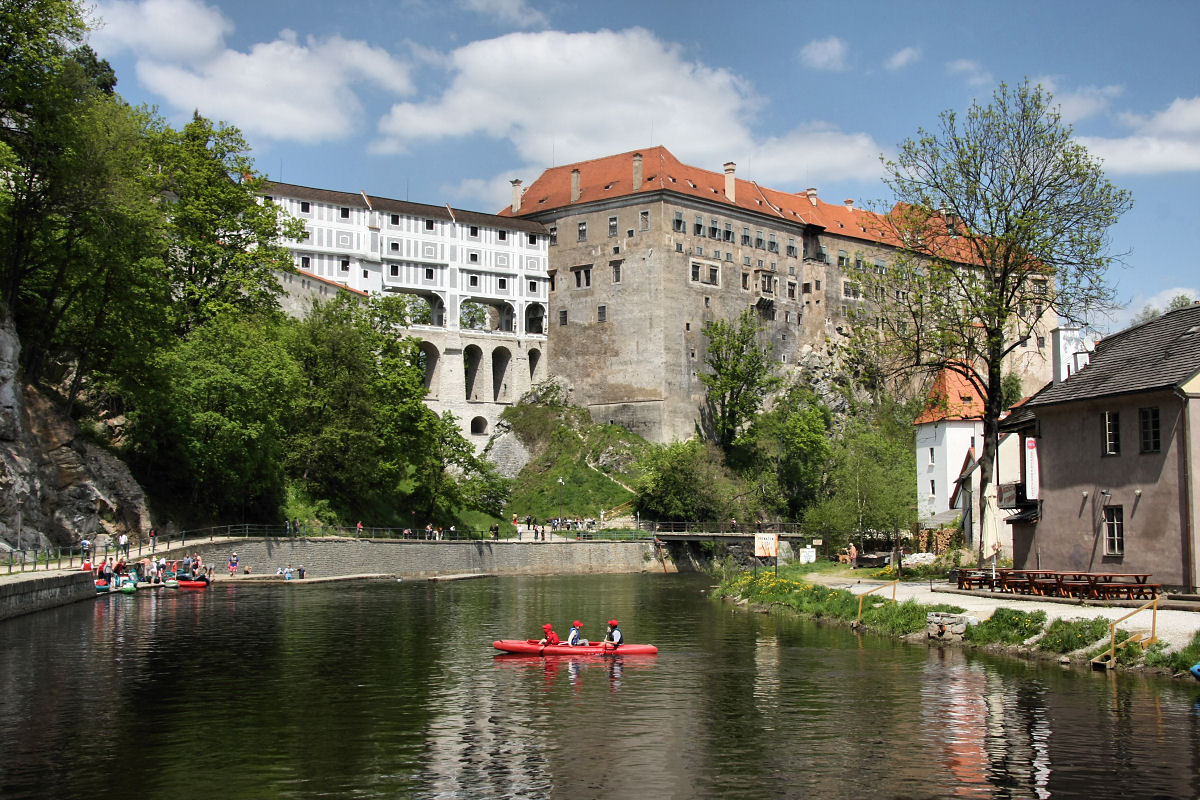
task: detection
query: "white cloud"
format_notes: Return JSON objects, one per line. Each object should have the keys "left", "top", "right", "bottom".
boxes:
{"left": 946, "top": 59, "right": 992, "bottom": 88}
{"left": 1107, "top": 286, "right": 1199, "bottom": 332}
{"left": 459, "top": 0, "right": 548, "bottom": 28}
{"left": 91, "top": 0, "right": 231, "bottom": 63}
{"left": 799, "top": 36, "right": 849, "bottom": 71}
{"left": 1032, "top": 76, "right": 1123, "bottom": 123}
{"left": 885, "top": 47, "right": 921, "bottom": 71}
{"left": 90, "top": 0, "right": 414, "bottom": 144}
{"left": 375, "top": 28, "right": 758, "bottom": 163}
{"left": 1078, "top": 96, "right": 1200, "bottom": 174}
{"left": 374, "top": 28, "right": 885, "bottom": 190}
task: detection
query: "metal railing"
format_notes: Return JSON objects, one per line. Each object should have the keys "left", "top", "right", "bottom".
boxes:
{"left": 644, "top": 520, "right": 806, "bottom": 535}
{"left": 4, "top": 523, "right": 658, "bottom": 574}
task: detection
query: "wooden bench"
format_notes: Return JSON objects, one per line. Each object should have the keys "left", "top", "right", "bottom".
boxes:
{"left": 957, "top": 570, "right": 992, "bottom": 590}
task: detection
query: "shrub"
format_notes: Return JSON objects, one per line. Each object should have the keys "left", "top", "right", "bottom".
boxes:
{"left": 964, "top": 607, "right": 1047, "bottom": 646}
{"left": 1036, "top": 617, "right": 1111, "bottom": 654}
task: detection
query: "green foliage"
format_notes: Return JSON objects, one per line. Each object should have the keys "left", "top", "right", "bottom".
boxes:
{"left": 963, "top": 608, "right": 1047, "bottom": 646}
{"left": 1129, "top": 293, "right": 1197, "bottom": 328}
{"left": 634, "top": 439, "right": 745, "bottom": 522}
{"left": 734, "top": 384, "right": 832, "bottom": 518}
{"left": 155, "top": 113, "right": 304, "bottom": 335}
{"left": 803, "top": 396, "right": 917, "bottom": 545}
{"left": 699, "top": 308, "right": 781, "bottom": 452}
{"left": 1035, "top": 617, "right": 1111, "bottom": 654}
{"left": 1000, "top": 372, "right": 1025, "bottom": 409}
{"left": 127, "top": 312, "right": 301, "bottom": 518}
{"left": 1088, "top": 629, "right": 1145, "bottom": 667}
{"left": 459, "top": 301, "right": 488, "bottom": 330}
{"left": 1144, "top": 631, "right": 1200, "bottom": 673}
{"left": 500, "top": 400, "right": 642, "bottom": 522}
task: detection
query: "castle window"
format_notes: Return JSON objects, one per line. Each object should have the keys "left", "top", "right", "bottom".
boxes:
{"left": 1104, "top": 507, "right": 1125, "bottom": 556}
{"left": 838, "top": 250, "right": 850, "bottom": 267}
{"left": 609, "top": 216, "right": 618, "bottom": 237}
{"left": 469, "top": 275, "right": 479, "bottom": 287}
{"left": 673, "top": 211, "right": 685, "bottom": 232}
{"left": 425, "top": 268, "right": 434, "bottom": 280}
{"left": 528, "top": 233, "right": 537, "bottom": 245}
{"left": 498, "top": 278, "right": 507, "bottom": 290}
{"left": 301, "top": 256, "right": 310, "bottom": 269}
{"left": 469, "top": 225, "right": 479, "bottom": 237}
{"left": 597, "top": 305, "right": 607, "bottom": 323}
{"left": 755, "top": 230, "right": 765, "bottom": 249}
{"left": 639, "top": 210, "right": 650, "bottom": 231}
{"left": 611, "top": 261, "right": 622, "bottom": 283}
{"left": 425, "top": 219, "right": 435, "bottom": 231}
{"left": 390, "top": 264, "right": 398, "bottom": 277}
{"left": 1139, "top": 407, "right": 1160, "bottom": 453}
{"left": 694, "top": 215, "right": 704, "bottom": 236}
{"left": 709, "top": 218, "right": 720, "bottom": 238}
{"left": 340, "top": 207, "right": 350, "bottom": 219}
{"left": 549, "top": 226, "right": 557, "bottom": 245}
{"left": 300, "top": 201, "right": 310, "bottom": 213}
{"left": 340, "top": 259, "right": 349, "bottom": 271}
{"left": 742, "top": 227, "right": 751, "bottom": 245}
{"left": 724, "top": 223, "right": 733, "bottom": 241}
{"left": 559, "top": 310, "right": 568, "bottom": 326}
{"left": 768, "top": 234, "right": 778, "bottom": 253}
{"left": 577, "top": 222, "right": 587, "bottom": 242}
{"left": 498, "top": 229, "right": 507, "bottom": 241}
{"left": 391, "top": 241, "right": 399, "bottom": 251}
{"left": 1102, "top": 411, "right": 1121, "bottom": 456}
{"left": 391, "top": 213, "right": 400, "bottom": 225}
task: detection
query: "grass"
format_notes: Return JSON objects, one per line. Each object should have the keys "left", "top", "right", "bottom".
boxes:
{"left": 499, "top": 401, "right": 646, "bottom": 523}
{"left": 714, "top": 568, "right": 965, "bottom": 636}
{"left": 1035, "top": 617, "right": 1112, "bottom": 654}
{"left": 1145, "top": 631, "right": 1200, "bottom": 673}
{"left": 963, "top": 607, "right": 1048, "bottom": 646}
{"left": 1088, "top": 629, "right": 1146, "bottom": 667}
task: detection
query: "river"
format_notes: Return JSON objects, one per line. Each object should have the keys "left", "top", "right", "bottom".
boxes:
{"left": 1, "top": 572, "right": 1197, "bottom": 798}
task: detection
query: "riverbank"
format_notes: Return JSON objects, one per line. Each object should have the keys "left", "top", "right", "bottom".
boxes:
{"left": 0, "top": 536, "right": 672, "bottom": 621}
{"left": 718, "top": 568, "right": 1200, "bottom": 680}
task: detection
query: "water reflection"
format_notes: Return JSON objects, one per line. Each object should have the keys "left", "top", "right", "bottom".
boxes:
{"left": 2, "top": 575, "right": 1200, "bottom": 799}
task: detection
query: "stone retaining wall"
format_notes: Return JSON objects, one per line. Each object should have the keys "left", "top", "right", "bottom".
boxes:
{"left": 0, "top": 571, "right": 95, "bottom": 622}
{"left": 155, "top": 537, "right": 663, "bottom": 580}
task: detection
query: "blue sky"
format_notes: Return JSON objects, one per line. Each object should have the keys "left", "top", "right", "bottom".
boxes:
{"left": 88, "top": 0, "right": 1199, "bottom": 332}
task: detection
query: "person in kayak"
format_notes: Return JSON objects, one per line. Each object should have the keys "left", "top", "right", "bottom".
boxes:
{"left": 566, "top": 620, "right": 588, "bottom": 646}
{"left": 538, "top": 623, "right": 560, "bottom": 646}
{"left": 603, "top": 619, "right": 623, "bottom": 649}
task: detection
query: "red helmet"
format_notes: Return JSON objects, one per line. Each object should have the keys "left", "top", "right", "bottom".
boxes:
{"left": 608, "top": 619, "right": 619, "bottom": 627}
{"left": 573, "top": 620, "right": 583, "bottom": 627}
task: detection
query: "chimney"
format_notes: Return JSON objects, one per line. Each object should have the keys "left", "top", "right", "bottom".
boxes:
{"left": 843, "top": 199, "right": 854, "bottom": 208}
{"left": 632, "top": 153, "right": 643, "bottom": 192}
{"left": 570, "top": 169, "right": 581, "bottom": 203}
{"left": 805, "top": 188, "right": 818, "bottom": 207}
{"left": 510, "top": 178, "right": 523, "bottom": 213}
{"left": 724, "top": 162, "right": 736, "bottom": 202}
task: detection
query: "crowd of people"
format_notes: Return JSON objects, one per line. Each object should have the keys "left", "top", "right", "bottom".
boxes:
{"left": 84, "top": 551, "right": 212, "bottom": 586}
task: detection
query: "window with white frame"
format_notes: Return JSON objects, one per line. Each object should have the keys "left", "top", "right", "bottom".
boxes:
{"left": 1102, "top": 411, "right": 1121, "bottom": 455}
{"left": 1104, "top": 506, "right": 1124, "bottom": 555}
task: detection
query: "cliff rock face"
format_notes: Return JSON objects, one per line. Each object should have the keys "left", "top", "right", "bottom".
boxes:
{"left": 0, "top": 314, "right": 149, "bottom": 551}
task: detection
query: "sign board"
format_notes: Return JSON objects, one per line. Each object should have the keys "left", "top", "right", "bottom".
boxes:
{"left": 1024, "top": 438, "right": 1040, "bottom": 500}
{"left": 812, "top": 539, "right": 823, "bottom": 546}
{"left": 754, "top": 533, "right": 779, "bottom": 558}
{"left": 998, "top": 482, "right": 1018, "bottom": 509}
{"left": 799, "top": 547, "right": 817, "bottom": 564}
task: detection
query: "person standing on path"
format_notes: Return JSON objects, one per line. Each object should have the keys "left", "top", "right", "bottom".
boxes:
{"left": 357, "top": 521, "right": 363, "bottom": 536}
{"left": 228, "top": 552, "right": 239, "bottom": 576}
{"left": 118, "top": 532, "right": 129, "bottom": 558}
{"left": 848, "top": 543, "right": 857, "bottom": 569}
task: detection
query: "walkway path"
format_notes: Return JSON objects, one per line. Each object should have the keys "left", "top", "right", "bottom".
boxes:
{"left": 810, "top": 572, "right": 1200, "bottom": 652}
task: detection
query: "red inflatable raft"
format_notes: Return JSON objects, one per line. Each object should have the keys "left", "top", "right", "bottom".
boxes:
{"left": 493, "top": 639, "right": 657, "bottom": 656}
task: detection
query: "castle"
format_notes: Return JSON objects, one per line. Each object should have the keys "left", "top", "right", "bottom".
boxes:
{"left": 501, "top": 146, "right": 1051, "bottom": 443}
{"left": 267, "top": 146, "right": 1052, "bottom": 446}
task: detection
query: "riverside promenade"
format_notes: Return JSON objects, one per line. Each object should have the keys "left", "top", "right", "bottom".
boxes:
{"left": 0, "top": 534, "right": 666, "bottom": 622}
{"left": 810, "top": 573, "right": 1200, "bottom": 652}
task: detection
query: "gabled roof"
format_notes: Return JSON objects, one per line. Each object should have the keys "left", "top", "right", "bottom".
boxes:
{"left": 1027, "top": 303, "right": 1200, "bottom": 407}
{"left": 913, "top": 368, "right": 986, "bottom": 424}
{"left": 500, "top": 146, "right": 906, "bottom": 248}
{"left": 265, "top": 181, "right": 548, "bottom": 235}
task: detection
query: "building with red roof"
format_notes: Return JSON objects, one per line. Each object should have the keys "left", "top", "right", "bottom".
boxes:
{"left": 502, "top": 146, "right": 1050, "bottom": 443}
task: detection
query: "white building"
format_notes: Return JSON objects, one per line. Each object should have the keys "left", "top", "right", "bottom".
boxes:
{"left": 264, "top": 182, "right": 552, "bottom": 446}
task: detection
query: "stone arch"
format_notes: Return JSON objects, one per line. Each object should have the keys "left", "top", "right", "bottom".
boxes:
{"left": 464, "top": 344, "right": 484, "bottom": 400}
{"left": 470, "top": 416, "right": 488, "bottom": 435}
{"left": 525, "top": 303, "right": 545, "bottom": 335}
{"left": 491, "top": 346, "right": 512, "bottom": 402}
{"left": 528, "top": 347, "right": 542, "bottom": 382}
{"left": 396, "top": 291, "right": 445, "bottom": 327}
{"left": 417, "top": 340, "right": 440, "bottom": 396}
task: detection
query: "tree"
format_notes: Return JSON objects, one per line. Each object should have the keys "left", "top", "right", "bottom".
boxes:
{"left": 634, "top": 439, "right": 739, "bottom": 521}
{"left": 869, "top": 81, "right": 1132, "bottom": 565}
{"left": 154, "top": 113, "right": 304, "bottom": 335}
{"left": 740, "top": 384, "right": 833, "bottom": 518}
{"left": 804, "top": 399, "right": 916, "bottom": 548}
{"left": 699, "top": 307, "right": 780, "bottom": 452}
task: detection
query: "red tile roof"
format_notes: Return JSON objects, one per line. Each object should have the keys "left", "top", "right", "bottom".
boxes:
{"left": 913, "top": 367, "right": 986, "bottom": 424}
{"left": 500, "top": 145, "right": 906, "bottom": 248}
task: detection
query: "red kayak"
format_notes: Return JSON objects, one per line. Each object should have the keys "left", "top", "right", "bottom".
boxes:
{"left": 493, "top": 639, "right": 657, "bottom": 656}
{"left": 176, "top": 575, "right": 211, "bottom": 589}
